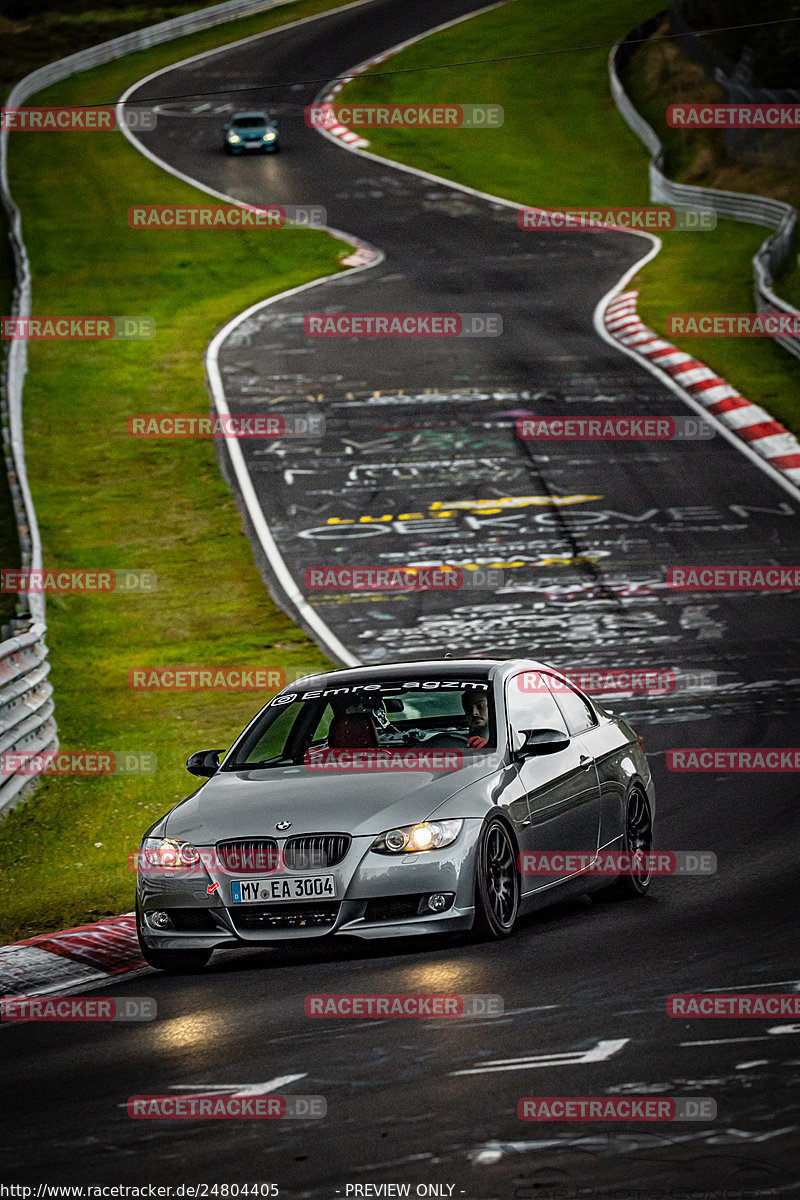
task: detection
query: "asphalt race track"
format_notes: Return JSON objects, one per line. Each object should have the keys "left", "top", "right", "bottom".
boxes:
{"left": 3, "top": 0, "right": 800, "bottom": 1194}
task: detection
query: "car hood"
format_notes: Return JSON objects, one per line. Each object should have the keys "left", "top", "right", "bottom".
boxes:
{"left": 161, "top": 758, "right": 500, "bottom": 842}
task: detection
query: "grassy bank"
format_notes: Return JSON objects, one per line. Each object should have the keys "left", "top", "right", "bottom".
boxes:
{"left": 1, "top": 1, "right": 275, "bottom": 625}
{"left": 623, "top": 17, "right": 800, "bottom": 420}
{"left": 0, "top": 0, "right": 359, "bottom": 942}
{"left": 337, "top": 0, "right": 800, "bottom": 433}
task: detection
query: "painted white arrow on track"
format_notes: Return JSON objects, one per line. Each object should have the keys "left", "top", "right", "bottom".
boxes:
{"left": 451, "top": 1038, "right": 629, "bottom": 1076}
{"left": 117, "top": 1075, "right": 306, "bottom": 1109}
{"left": 170, "top": 1075, "right": 306, "bottom": 1096}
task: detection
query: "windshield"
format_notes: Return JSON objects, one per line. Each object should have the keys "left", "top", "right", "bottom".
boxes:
{"left": 223, "top": 679, "right": 496, "bottom": 769}
{"left": 232, "top": 116, "right": 267, "bottom": 128}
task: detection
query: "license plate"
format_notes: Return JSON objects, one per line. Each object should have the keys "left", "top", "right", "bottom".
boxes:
{"left": 230, "top": 875, "right": 336, "bottom": 904}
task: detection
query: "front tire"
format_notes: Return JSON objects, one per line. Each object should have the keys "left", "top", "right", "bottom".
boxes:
{"left": 136, "top": 903, "right": 212, "bottom": 973}
{"left": 597, "top": 788, "right": 654, "bottom": 900}
{"left": 472, "top": 817, "right": 520, "bottom": 939}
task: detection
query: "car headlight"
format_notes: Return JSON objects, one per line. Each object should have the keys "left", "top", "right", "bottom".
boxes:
{"left": 227, "top": 132, "right": 241, "bottom": 144}
{"left": 141, "top": 837, "right": 200, "bottom": 870}
{"left": 371, "top": 820, "right": 463, "bottom": 855}
{"left": 263, "top": 130, "right": 276, "bottom": 141}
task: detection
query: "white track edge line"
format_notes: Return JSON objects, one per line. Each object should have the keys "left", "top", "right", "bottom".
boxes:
{"left": 116, "top": 0, "right": 397, "bottom": 668}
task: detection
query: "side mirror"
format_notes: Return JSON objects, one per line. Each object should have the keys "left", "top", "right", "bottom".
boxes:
{"left": 512, "top": 728, "right": 570, "bottom": 760}
{"left": 186, "top": 748, "right": 223, "bottom": 777}
{"left": 223, "top": 123, "right": 230, "bottom": 131}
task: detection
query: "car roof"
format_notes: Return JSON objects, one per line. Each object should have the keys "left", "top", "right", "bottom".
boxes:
{"left": 286, "top": 658, "right": 565, "bottom": 691}
{"left": 231, "top": 111, "right": 269, "bottom": 120}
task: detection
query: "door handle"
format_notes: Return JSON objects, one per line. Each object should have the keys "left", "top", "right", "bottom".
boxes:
{"left": 579, "top": 754, "right": 593, "bottom": 770}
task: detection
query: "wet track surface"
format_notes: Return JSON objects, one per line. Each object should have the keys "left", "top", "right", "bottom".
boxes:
{"left": 4, "top": 0, "right": 799, "bottom": 1193}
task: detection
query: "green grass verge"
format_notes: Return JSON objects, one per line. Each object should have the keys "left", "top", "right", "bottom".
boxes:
{"left": 623, "top": 20, "right": 800, "bottom": 421}
{"left": 0, "top": 0, "right": 362, "bottom": 943}
{"left": 1, "top": 2, "right": 281, "bottom": 622}
{"left": 337, "top": 0, "right": 800, "bottom": 433}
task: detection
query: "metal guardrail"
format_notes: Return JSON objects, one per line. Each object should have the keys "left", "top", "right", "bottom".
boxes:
{"left": 609, "top": 16, "right": 800, "bottom": 361}
{"left": 0, "top": 624, "right": 56, "bottom": 813}
{"left": 0, "top": 0, "right": 299, "bottom": 809}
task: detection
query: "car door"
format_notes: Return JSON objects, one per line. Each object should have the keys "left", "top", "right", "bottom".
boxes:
{"left": 505, "top": 670, "right": 601, "bottom": 892}
{"left": 547, "top": 679, "right": 637, "bottom": 848}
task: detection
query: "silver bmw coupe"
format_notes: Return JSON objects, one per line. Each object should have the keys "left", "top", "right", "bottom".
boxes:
{"left": 136, "top": 658, "right": 655, "bottom": 971}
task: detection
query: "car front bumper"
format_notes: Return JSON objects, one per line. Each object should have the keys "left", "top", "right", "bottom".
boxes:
{"left": 137, "top": 821, "right": 482, "bottom": 949}
{"left": 226, "top": 139, "right": 278, "bottom": 152}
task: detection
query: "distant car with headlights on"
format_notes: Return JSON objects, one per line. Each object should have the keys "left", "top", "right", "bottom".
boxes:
{"left": 223, "top": 111, "right": 279, "bottom": 154}
{"left": 136, "top": 658, "right": 655, "bottom": 972}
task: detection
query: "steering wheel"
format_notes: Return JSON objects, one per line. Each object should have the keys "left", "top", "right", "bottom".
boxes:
{"left": 423, "top": 732, "right": 470, "bottom": 748}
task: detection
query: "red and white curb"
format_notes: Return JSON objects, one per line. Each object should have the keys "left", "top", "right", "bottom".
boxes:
{"left": 315, "top": 45, "right": 406, "bottom": 150}
{"left": 0, "top": 914, "right": 144, "bottom": 999}
{"left": 339, "top": 242, "right": 380, "bottom": 267}
{"left": 604, "top": 291, "right": 800, "bottom": 487}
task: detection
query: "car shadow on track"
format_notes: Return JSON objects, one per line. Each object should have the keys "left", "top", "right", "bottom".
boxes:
{"left": 201, "top": 891, "right": 659, "bottom": 976}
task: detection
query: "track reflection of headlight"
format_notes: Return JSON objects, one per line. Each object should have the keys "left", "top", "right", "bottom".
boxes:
{"left": 371, "top": 820, "right": 463, "bottom": 855}
{"left": 141, "top": 837, "right": 200, "bottom": 869}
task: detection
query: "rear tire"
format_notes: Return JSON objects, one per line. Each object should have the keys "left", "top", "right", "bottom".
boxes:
{"left": 472, "top": 817, "right": 520, "bottom": 940}
{"left": 596, "top": 788, "right": 653, "bottom": 900}
{"left": 136, "top": 902, "right": 212, "bottom": 973}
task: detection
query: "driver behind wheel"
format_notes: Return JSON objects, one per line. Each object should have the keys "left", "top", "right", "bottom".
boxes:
{"left": 462, "top": 688, "right": 489, "bottom": 748}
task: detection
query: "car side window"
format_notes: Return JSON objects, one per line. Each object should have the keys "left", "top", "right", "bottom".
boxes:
{"left": 544, "top": 675, "right": 597, "bottom": 735}
{"left": 505, "top": 671, "right": 568, "bottom": 748}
